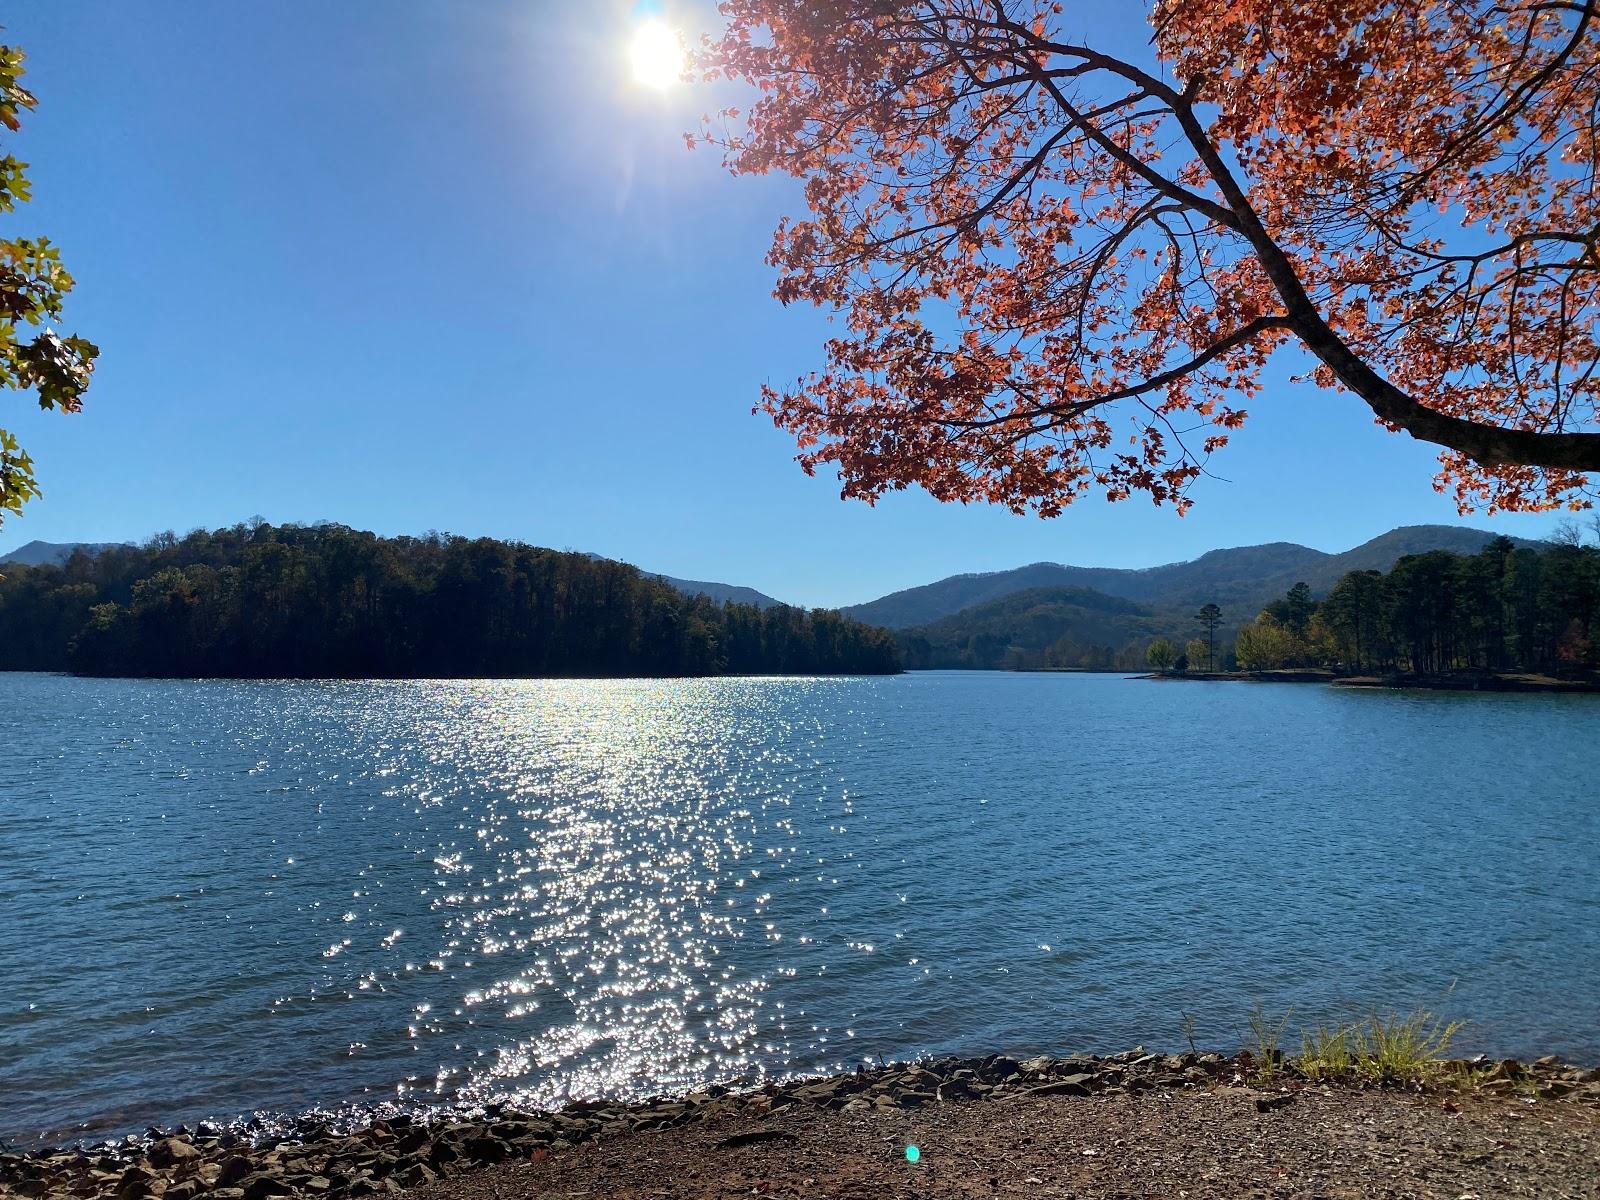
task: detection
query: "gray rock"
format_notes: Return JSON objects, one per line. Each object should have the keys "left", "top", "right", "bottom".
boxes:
{"left": 937, "top": 1077, "right": 978, "bottom": 1100}
{"left": 791, "top": 1080, "right": 843, "bottom": 1103}
{"left": 491, "top": 1118, "right": 551, "bottom": 1143}
{"left": 426, "top": 1140, "right": 459, "bottom": 1167}
{"left": 215, "top": 1156, "right": 256, "bottom": 1189}
{"left": 115, "top": 1166, "right": 161, "bottom": 1199}
{"left": 240, "top": 1174, "right": 295, "bottom": 1200}
{"left": 983, "top": 1055, "right": 1021, "bottom": 1079}
{"left": 393, "top": 1129, "right": 430, "bottom": 1156}
{"left": 393, "top": 1164, "right": 437, "bottom": 1189}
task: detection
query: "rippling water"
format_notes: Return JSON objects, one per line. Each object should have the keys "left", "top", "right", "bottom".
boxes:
{"left": 3, "top": 671, "right": 1597, "bottom": 1142}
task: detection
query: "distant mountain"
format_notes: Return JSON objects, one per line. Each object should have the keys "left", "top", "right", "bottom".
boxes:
{"left": 580, "top": 554, "right": 785, "bottom": 609}
{"left": 652, "top": 574, "right": 785, "bottom": 609}
{"left": 899, "top": 586, "right": 1159, "bottom": 670}
{"left": 0, "top": 540, "right": 126, "bottom": 567}
{"left": 844, "top": 525, "right": 1543, "bottom": 629}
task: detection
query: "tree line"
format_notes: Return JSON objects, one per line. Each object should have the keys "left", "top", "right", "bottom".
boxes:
{"left": 1159, "top": 538, "right": 1600, "bottom": 676}
{"left": 0, "top": 523, "right": 901, "bottom": 678}
{"left": 895, "top": 585, "right": 1158, "bottom": 672}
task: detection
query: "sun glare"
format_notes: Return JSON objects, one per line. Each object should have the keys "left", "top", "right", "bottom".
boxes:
{"left": 629, "top": 17, "right": 685, "bottom": 90}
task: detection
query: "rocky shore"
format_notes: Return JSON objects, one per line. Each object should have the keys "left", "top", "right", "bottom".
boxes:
{"left": 5, "top": 1050, "right": 1599, "bottom": 1199}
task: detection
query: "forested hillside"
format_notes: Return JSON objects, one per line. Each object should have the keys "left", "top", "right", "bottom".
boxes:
{"left": 0, "top": 524, "right": 900, "bottom": 678}
{"left": 898, "top": 538, "right": 1598, "bottom": 675}
{"left": 843, "top": 526, "right": 1541, "bottom": 629}
{"left": 899, "top": 587, "right": 1159, "bottom": 670}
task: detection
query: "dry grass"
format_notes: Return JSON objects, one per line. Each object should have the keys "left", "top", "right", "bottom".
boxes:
{"left": 1290, "top": 1010, "right": 1465, "bottom": 1085}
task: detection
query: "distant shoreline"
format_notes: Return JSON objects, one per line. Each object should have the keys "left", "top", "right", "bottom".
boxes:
{"left": 1136, "top": 669, "right": 1600, "bottom": 694}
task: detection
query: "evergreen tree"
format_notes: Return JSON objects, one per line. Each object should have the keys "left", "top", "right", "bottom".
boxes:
{"left": 1193, "top": 604, "right": 1223, "bottom": 670}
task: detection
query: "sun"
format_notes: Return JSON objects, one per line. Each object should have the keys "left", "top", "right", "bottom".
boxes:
{"left": 629, "top": 17, "right": 685, "bottom": 90}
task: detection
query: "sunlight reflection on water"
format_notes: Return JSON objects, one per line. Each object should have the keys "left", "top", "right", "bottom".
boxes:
{"left": 422, "top": 682, "right": 775, "bottom": 1107}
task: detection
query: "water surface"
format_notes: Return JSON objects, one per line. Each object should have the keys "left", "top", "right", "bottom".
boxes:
{"left": 3, "top": 671, "right": 1596, "bottom": 1143}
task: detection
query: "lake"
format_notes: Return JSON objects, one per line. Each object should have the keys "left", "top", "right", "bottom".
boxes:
{"left": 3, "top": 670, "right": 1597, "bottom": 1144}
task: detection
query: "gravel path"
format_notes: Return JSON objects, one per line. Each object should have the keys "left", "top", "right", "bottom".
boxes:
{"left": 411, "top": 1087, "right": 1600, "bottom": 1200}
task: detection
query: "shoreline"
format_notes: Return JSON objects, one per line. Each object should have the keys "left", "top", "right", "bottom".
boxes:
{"left": 7, "top": 1049, "right": 1597, "bottom": 1199}
{"left": 1138, "top": 669, "right": 1600, "bottom": 693}
{"left": 1139, "top": 669, "right": 1334, "bottom": 684}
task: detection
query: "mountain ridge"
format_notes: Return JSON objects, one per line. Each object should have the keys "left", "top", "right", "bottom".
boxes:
{"left": 0, "top": 540, "right": 126, "bottom": 568}
{"left": 5, "top": 525, "right": 1547, "bottom": 623}
{"left": 648, "top": 574, "right": 784, "bottom": 609}
{"left": 843, "top": 525, "right": 1544, "bottom": 629}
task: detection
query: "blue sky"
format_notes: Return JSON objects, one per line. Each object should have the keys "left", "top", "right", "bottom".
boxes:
{"left": 0, "top": 1, "right": 1576, "bottom": 608}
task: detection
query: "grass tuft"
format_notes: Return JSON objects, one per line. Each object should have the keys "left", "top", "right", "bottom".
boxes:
{"left": 1244, "top": 1002, "right": 1292, "bottom": 1084}
{"left": 1288, "top": 1009, "right": 1465, "bottom": 1085}
{"left": 1297, "top": 1021, "right": 1357, "bottom": 1080}
{"left": 1233, "top": 1004, "right": 1467, "bottom": 1087}
{"left": 1359, "top": 1010, "right": 1465, "bottom": 1081}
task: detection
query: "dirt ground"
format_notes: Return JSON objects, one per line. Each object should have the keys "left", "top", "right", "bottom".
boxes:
{"left": 412, "top": 1085, "right": 1600, "bottom": 1200}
